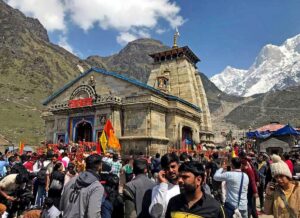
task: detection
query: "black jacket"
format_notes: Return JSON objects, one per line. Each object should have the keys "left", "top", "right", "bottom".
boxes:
{"left": 165, "top": 192, "right": 226, "bottom": 218}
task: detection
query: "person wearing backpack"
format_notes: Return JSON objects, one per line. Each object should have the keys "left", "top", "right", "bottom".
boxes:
{"left": 101, "top": 173, "right": 124, "bottom": 218}
{"left": 60, "top": 154, "right": 104, "bottom": 218}
{"left": 35, "top": 153, "right": 52, "bottom": 207}
{"left": 206, "top": 152, "right": 222, "bottom": 202}
{"left": 48, "top": 162, "right": 65, "bottom": 208}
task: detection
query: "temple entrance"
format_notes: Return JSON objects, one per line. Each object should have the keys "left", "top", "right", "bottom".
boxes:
{"left": 75, "top": 121, "right": 93, "bottom": 142}
{"left": 182, "top": 126, "right": 193, "bottom": 150}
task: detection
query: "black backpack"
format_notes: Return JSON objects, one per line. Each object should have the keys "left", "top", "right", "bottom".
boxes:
{"left": 37, "top": 163, "right": 49, "bottom": 185}
{"left": 10, "top": 163, "right": 30, "bottom": 184}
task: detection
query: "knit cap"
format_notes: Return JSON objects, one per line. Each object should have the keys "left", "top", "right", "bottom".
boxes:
{"left": 270, "top": 154, "right": 292, "bottom": 178}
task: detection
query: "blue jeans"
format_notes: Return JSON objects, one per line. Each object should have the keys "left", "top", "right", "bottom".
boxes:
{"left": 35, "top": 185, "right": 46, "bottom": 207}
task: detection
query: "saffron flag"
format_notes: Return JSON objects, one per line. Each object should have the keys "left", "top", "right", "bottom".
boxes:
{"left": 104, "top": 119, "right": 113, "bottom": 138}
{"left": 19, "top": 141, "right": 24, "bottom": 155}
{"left": 100, "top": 131, "right": 107, "bottom": 153}
{"left": 232, "top": 150, "right": 237, "bottom": 158}
{"left": 108, "top": 129, "right": 121, "bottom": 151}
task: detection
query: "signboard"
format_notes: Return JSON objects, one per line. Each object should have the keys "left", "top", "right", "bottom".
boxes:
{"left": 68, "top": 98, "right": 93, "bottom": 108}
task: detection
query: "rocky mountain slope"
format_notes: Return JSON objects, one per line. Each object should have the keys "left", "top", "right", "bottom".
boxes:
{"left": 86, "top": 38, "right": 169, "bottom": 83}
{"left": 0, "top": 1, "right": 91, "bottom": 144}
{"left": 225, "top": 85, "right": 300, "bottom": 129}
{"left": 211, "top": 34, "right": 300, "bottom": 97}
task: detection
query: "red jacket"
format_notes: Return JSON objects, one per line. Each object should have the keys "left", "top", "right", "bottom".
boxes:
{"left": 242, "top": 166, "right": 258, "bottom": 194}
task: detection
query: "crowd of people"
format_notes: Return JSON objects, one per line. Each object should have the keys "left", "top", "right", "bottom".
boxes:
{"left": 0, "top": 144, "right": 299, "bottom": 218}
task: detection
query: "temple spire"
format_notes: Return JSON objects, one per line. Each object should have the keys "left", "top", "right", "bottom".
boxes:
{"left": 172, "top": 27, "right": 180, "bottom": 48}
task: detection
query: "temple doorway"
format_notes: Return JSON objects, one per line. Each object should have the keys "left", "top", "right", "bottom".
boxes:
{"left": 182, "top": 126, "right": 193, "bottom": 150}
{"left": 75, "top": 121, "right": 93, "bottom": 142}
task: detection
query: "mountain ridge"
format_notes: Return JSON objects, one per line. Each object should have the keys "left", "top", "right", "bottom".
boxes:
{"left": 211, "top": 34, "right": 300, "bottom": 97}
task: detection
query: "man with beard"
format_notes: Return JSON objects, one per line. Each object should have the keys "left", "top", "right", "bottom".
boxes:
{"left": 165, "top": 161, "right": 226, "bottom": 218}
{"left": 149, "top": 153, "right": 180, "bottom": 218}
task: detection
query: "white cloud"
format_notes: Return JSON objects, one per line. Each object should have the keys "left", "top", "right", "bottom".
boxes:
{"left": 117, "top": 29, "right": 152, "bottom": 46}
{"left": 156, "top": 28, "right": 167, "bottom": 34}
{"left": 65, "top": 0, "right": 184, "bottom": 45}
{"left": 6, "top": 0, "right": 66, "bottom": 31}
{"left": 117, "top": 32, "right": 137, "bottom": 46}
{"left": 65, "top": 0, "right": 184, "bottom": 31}
{"left": 6, "top": 0, "right": 184, "bottom": 46}
{"left": 58, "top": 35, "right": 75, "bottom": 54}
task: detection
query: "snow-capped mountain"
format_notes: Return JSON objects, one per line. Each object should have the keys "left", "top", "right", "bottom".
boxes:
{"left": 210, "top": 66, "right": 247, "bottom": 96}
{"left": 211, "top": 34, "right": 300, "bottom": 97}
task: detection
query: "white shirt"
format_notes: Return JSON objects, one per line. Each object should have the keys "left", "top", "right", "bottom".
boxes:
{"left": 149, "top": 182, "right": 180, "bottom": 218}
{"left": 214, "top": 168, "right": 249, "bottom": 211}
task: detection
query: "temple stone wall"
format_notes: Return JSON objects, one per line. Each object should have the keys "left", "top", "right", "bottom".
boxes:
{"left": 148, "top": 59, "right": 200, "bottom": 107}
{"left": 195, "top": 73, "right": 212, "bottom": 132}
{"left": 123, "top": 109, "right": 148, "bottom": 136}
{"left": 121, "top": 139, "right": 169, "bottom": 156}
{"left": 112, "top": 110, "right": 122, "bottom": 137}
{"left": 150, "top": 110, "right": 166, "bottom": 138}
{"left": 45, "top": 118, "right": 55, "bottom": 143}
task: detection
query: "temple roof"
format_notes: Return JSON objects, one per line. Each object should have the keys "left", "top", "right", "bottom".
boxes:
{"left": 256, "top": 123, "right": 285, "bottom": 132}
{"left": 42, "top": 67, "right": 201, "bottom": 112}
{"left": 149, "top": 46, "right": 200, "bottom": 65}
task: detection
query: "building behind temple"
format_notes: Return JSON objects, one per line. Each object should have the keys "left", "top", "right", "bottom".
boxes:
{"left": 42, "top": 39, "right": 213, "bottom": 155}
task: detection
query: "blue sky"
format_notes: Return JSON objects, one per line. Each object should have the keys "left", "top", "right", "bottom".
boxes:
{"left": 6, "top": 0, "right": 300, "bottom": 77}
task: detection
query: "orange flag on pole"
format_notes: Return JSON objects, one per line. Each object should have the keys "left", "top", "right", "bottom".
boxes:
{"left": 232, "top": 150, "right": 237, "bottom": 158}
{"left": 104, "top": 119, "right": 121, "bottom": 151}
{"left": 104, "top": 119, "right": 113, "bottom": 138}
{"left": 19, "top": 141, "right": 25, "bottom": 155}
{"left": 108, "top": 129, "right": 121, "bottom": 151}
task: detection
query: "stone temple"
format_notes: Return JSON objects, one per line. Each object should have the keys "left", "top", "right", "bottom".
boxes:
{"left": 42, "top": 42, "right": 213, "bottom": 155}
